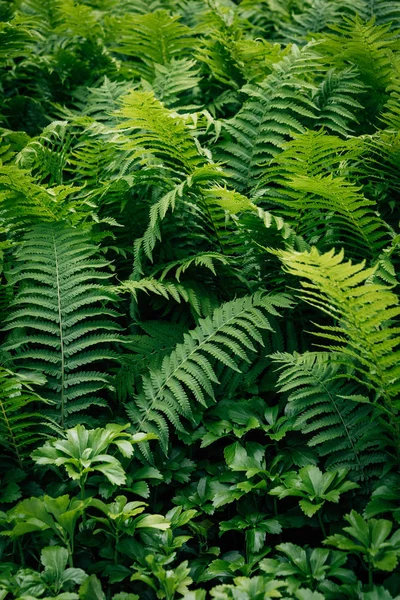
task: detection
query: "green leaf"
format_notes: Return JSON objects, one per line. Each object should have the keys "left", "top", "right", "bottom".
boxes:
{"left": 79, "top": 575, "right": 105, "bottom": 600}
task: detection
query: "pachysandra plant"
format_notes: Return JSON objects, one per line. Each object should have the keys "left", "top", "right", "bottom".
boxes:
{"left": 0, "top": 0, "right": 399, "bottom": 598}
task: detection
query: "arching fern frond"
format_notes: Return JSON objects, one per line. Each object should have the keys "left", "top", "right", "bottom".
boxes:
{"left": 111, "top": 10, "right": 196, "bottom": 82}
{"left": 115, "top": 90, "right": 207, "bottom": 173}
{"left": 313, "top": 68, "right": 366, "bottom": 136}
{"left": 275, "top": 247, "right": 400, "bottom": 449}
{"left": 260, "top": 130, "right": 388, "bottom": 258}
{"left": 155, "top": 252, "right": 231, "bottom": 281}
{"left": 316, "top": 17, "right": 397, "bottom": 123}
{"left": 116, "top": 277, "right": 206, "bottom": 317}
{"left": 217, "top": 44, "right": 320, "bottom": 192}
{"left": 272, "top": 351, "right": 388, "bottom": 479}
{"left": 0, "top": 367, "right": 53, "bottom": 466}
{"left": 276, "top": 174, "right": 389, "bottom": 257}
{"left": 126, "top": 292, "right": 293, "bottom": 453}
{"left": 2, "top": 223, "right": 122, "bottom": 427}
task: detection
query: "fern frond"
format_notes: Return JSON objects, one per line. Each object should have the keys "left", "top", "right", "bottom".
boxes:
{"left": 0, "top": 367, "right": 53, "bottom": 465}
{"left": 272, "top": 351, "right": 388, "bottom": 479}
{"left": 154, "top": 252, "right": 231, "bottom": 281}
{"left": 317, "top": 17, "right": 397, "bottom": 123}
{"left": 260, "top": 130, "right": 388, "bottom": 257}
{"left": 313, "top": 68, "right": 366, "bottom": 136}
{"left": 217, "top": 44, "right": 320, "bottom": 192}
{"left": 275, "top": 247, "right": 400, "bottom": 448}
{"left": 144, "top": 58, "right": 202, "bottom": 109}
{"left": 116, "top": 277, "right": 206, "bottom": 317}
{"left": 115, "top": 90, "right": 206, "bottom": 173}
{"left": 126, "top": 292, "right": 293, "bottom": 453}
{"left": 2, "top": 223, "right": 122, "bottom": 426}
{"left": 111, "top": 10, "right": 196, "bottom": 81}
{"left": 278, "top": 174, "right": 389, "bottom": 256}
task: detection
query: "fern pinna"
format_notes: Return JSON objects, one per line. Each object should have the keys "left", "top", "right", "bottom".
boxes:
{"left": 126, "top": 292, "right": 293, "bottom": 454}
{"left": 276, "top": 247, "right": 400, "bottom": 456}
{"left": 2, "top": 223, "right": 121, "bottom": 427}
{"left": 272, "top": 352, "right": 388, "bottom": 480}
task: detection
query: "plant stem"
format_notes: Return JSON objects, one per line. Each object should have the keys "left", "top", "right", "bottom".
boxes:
{"left": 317, "top": 511, "right": 327, "bottom": 538}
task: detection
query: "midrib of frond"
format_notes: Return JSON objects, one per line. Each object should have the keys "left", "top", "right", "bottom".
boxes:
{"left": 0, "top": 386, "right": 21, "bottom": 466}
{"left": 52, "top": 231, "right": 65, "bottom": 427}
{"left": 136, "top": 303, "right": 258, "bottom": 431}
{"left": 295, "top": 358, "right": 364, "bottom": 476}
{"left": 342, "top": 295, "right": 400, "bottom": 450}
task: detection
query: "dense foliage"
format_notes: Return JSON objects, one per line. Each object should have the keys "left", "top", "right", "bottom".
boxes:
{"left": 0, "top": 0, "right": 400, "bottom": 598}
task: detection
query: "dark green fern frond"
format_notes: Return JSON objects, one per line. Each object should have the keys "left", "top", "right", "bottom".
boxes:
{"left": 381, "top": 76, "right": 400, "bottom": 129}
{"left": 0, "top": 367, "right": 53, "bottom": 465}
{"left": 276, "top": 174, "right": 389, "bottom": 257}
{"left": 272, "top": 351, "right": 389, "bottom": 479}
{"left": 317, "top": 17, "right": 397, "bottom": 124}
{"left": 116, "top": 277, "right": 207, "bottom": 318}
{"left": 2, "top": 222, "right": 122, "bottom": 426}
{"left": 356, "top": 0, "right": 400, "bottom": 29}
{"left": 70, "top": 77, "right": 132, "bottom": 124}
{"left": 111, "top": 10, "right": 196, "bottom": 81}
{"left": 276, "top": 247, "right": 400, "bottom": 450}
{"left": 217, "top": 44, "right": 320, "bottom": 192}
{"left": 276, "top": 0, "right": 351, "bottom": 45}
{"left": 313, "top": 68, "right": 366, "bottom": 136}
{"left": 144, "top": 58, "right": 202, "bottom": 109}
{"left": 260, "top": 130, "right": 388, "bottom": 257}
{"left": 126, "top": 292, "right": 293, "bottom": 453}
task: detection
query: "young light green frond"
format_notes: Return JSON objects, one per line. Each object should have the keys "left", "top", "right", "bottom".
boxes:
{"left": 126, "top": 292, "right": 293, "bottom": 453}
{"left": 275, "top": 247, "right": 400, "bottom": 447}
{"left": 2, "top": 222, "right": 122, "bottom": 426}
{"left": 115, "top": 90, "right": 206, "bottom": 173}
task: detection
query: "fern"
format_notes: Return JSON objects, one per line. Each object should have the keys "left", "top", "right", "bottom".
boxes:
{"left": 275, "top": 247, "right": 400, "bottom": 451}
{"left": 0, "top": 367, "right": 53, "bottom": 465}
{"left": 2, "top": 223, "right": 122, "bottom": 426}
{"left": 217, "top": 44, "right": 320, "bottom": 192}
{"left": 316, "top": 17, "right": 397, "bottom": 123}
{"left": 272, "top": 351, "right": 388, "bottom": 479}
{"left": 115, "top": 90, "right": 207, "bottom": 173}
{"left": 313, "top": 68, "right": 366, "bottom": 136}
{"left": 277, "top": 0, "right": 350, "bottom": 45}
{"left": 111, "top": 10, "right": 196, "bottom": 81}
{"left": 126, "top": 292, "right": 293, "bottom": 453}
{"left": 357, "top": 0, "right": 400, "bottom": 29}
{"left": 116, "top": 277, "right": 208, "bottom": 318}
{"left": 260, "top": 130, "right": 389, "bottom": 257}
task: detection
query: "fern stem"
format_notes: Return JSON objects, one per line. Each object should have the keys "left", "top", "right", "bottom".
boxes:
{"left": 52, "top": 232, "right": 66, "bottom": 428}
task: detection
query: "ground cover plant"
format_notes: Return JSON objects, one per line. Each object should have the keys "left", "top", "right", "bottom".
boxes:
{"left": 0, "top": 0, "right": 400, "bottom": 598}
